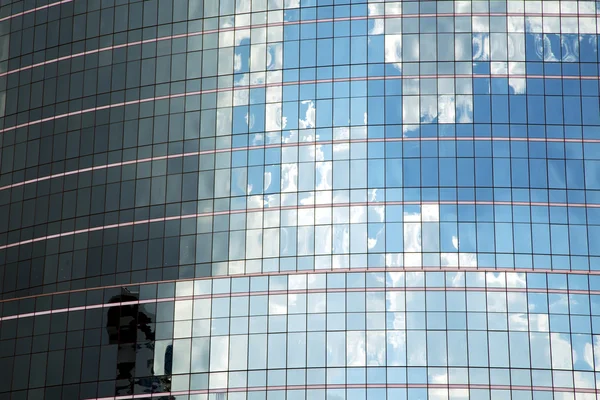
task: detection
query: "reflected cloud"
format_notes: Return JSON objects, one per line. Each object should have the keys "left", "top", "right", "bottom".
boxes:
{"left": 509, "top": 313, "right": 529, "bottom": 331}
{"left": 399, "top": 203, "right": 478, "bottom": 268}
{"left": 369, "top": 19, "right": 384, "bottom": 35}
{"left": 347, "top": 331, "right": 366, "bottom": 366}
{"left": 265, "top": 103, "right": 285, "bottom": 131}
{"left": 384, "top": 34, "right": 403, "bottom": 70}
{"left": 438, "top": 95, "right": 456, "bottom": 124}
{"left": 550, "top": 333, "right": 574, "bottom": 370}
{"left": 299, "top": 100, "right": 316, "bottom": 129}
{"left": 473, "top": 33, "right": 490, "bottom": 61}
{"left": 234, "top": 53, "right": 242, "bottom": 72}
{"left": 279, "top": 163, "right": 297, "bottom": 200}
{"left": 267, "top": 0, "right": 300, "bottom": 8}
{"left": 367, "top": 331, "right": 386, "bottom": 366}
{"left": 267, "top": 43, "right": 283, "bottom": 70}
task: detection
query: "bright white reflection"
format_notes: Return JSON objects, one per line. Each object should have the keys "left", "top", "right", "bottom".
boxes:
{"left": 265, "top": 103, "right": 284, "bottom": 131}
{"left": 367, "top": 331, "right": 386, "bottom": 366}
{"left": 299, "top": 100, "right": 316, "bottom": 129}
{"left": 391, "top": 203, "right": 477, "bottom": 268}
{"left": 429, "top": 372, "right": 450, "bottom": 400}
{"left": 281, "top": 163, "right": 298, "bottom": 192}
{"left": 402, "top": 93, "right": 473, "bottom": 132}
{"left": 267, "top": 0, "right": 299, "bottom": 8}
{"left": 369, "top": 19, "right": 384, "bottom": 35}
{"left": 550, "top": 333, "right": 574, "bottom": 370}
{"left": 267, "top": 42, "right": 282, "bottom": 70}
{"left": 384, "top": 34, "right": 403, "bottom": 69}
{"left": 347, "top": 331, "right": 366, "bottom": 366}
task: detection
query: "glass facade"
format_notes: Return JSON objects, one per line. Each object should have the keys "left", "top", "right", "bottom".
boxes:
{"left": 1, "top": 0, "right": 600, "bottom": 399}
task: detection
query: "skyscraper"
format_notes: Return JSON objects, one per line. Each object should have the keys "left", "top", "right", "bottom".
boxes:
{"left": 1, "top": 0, "right": 600, "bottom": 399}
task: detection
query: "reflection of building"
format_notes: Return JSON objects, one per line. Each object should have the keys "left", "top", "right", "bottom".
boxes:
{"left": 106, "top": 289, "right": 171, "bottom": 396}
{"left": 1, "top": 1, "right": 600, "bottom": 400}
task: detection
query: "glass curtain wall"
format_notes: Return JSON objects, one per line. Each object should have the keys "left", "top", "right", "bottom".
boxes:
{"left": 0, "top": 0, "right": 600, "bottom": 399}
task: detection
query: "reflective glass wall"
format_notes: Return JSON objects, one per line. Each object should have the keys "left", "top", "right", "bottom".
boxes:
{"left": 1, "top": 0, "right": 600, "bottom": 399}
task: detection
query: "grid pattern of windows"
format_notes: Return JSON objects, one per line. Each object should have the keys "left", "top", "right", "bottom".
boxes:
{"left": 1, "top": 0, "right": 600, "bottom": 399}
{"left": 3, "top": 271, "right": 600, "bottom": 399}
